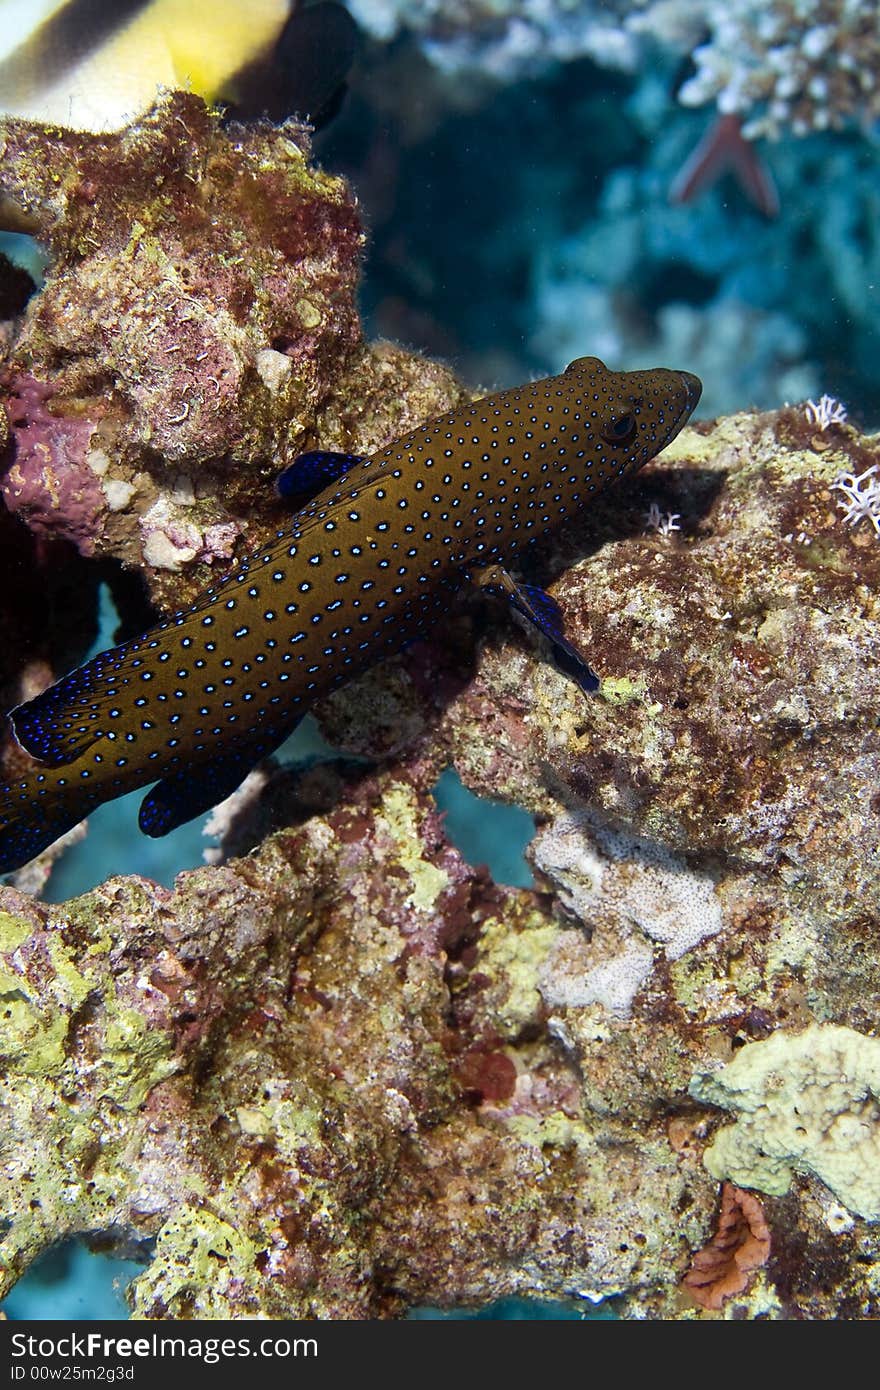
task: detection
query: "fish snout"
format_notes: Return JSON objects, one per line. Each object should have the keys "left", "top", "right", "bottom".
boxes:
{"left": 679, "top": 370, "right": 703, "bottom": 415}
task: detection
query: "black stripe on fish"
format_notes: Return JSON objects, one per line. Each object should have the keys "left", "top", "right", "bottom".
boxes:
{"left": 0, "top": 0, "right": 152, "bottom": 101}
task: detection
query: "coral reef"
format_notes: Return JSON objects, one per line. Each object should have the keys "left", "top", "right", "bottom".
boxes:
{"left": 347, "top": 0, "right": 879, "bottom": 141}
{"left": 530, "top": 275, "right": 818, "bottom": 421}
{"left": 346, "top": 0, "right": 703, "bottom": 83}
{"left": 352, "top": 0, "right": 641, "bottom": 80}
{"left": 678, "top": 0, "right": 880, "bottom": 140}
{"left": 325, "top": 3, "right": 879, "bottom": 427}
{"left": 334, "top": 52, "right": 879, "bottom": 425}
{"left": 0, "top": 783, "right": 712, "bottom": 1319}
{"left": 524, "top": 113, "right": 879, "bottom": 419}
{"left": 1, "top": 83, "right": 880, "bottom": 1321}
{"left": 1, "top": 398, "right": 880, "bottom": 1317}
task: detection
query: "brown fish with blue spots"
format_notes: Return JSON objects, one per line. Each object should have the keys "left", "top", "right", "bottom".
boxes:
{"left": 0, "top": 356, "right": 700, "bottom": 872}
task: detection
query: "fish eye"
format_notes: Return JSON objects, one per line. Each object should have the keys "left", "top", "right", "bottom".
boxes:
{"left": 602, "top": 413, "right": 637, "bottom": 446}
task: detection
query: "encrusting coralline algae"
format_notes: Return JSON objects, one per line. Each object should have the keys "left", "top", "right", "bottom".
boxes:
{"left": 0, "top": 94, "right": 879, "bottom": 1318}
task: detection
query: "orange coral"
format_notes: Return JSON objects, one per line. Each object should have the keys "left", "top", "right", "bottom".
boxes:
{"left": 682, "top": 1182, "right": 771, "bottom": 1311}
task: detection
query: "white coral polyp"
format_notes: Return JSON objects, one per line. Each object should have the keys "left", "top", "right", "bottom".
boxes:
{"left": 533, "top": 812, "right": 723, "bottom": 961}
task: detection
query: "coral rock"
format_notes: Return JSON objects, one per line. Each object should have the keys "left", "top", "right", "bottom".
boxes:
{"left": 0, "top": 93, "right": 464, "bottom": 612}
{"left": 1, "top": 405, "right": 880, "bottom": 1317}
{"left": 0, "top": 776, "right": 709, "bottom": 1319}
{"left": 691, "top": 1024, "right": 880, "bottom": 1221}
{"left": 1, "top": 375, "right": 107, "bottom": 555}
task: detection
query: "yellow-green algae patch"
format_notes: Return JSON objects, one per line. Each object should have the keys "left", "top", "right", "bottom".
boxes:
{"left": 670, "top": 936, "right": 762, "bottom": 1016}
{"left": 376, "top": 784, "right": 448, "bottom": 911}
{"left": 765, "top": 915, "right": 821, "bottom": 979}
{"left": 46, "top": 934, "right": 94, "bottom": 1010}
{"left": 599, "top": 675, "right": 648, "bottom": 706}
{"left": 235, "top": 1076, "right": 324, "bottom": 1158}
{"left": 100, "top": 1008, "right": 178, "bottom": 1111}
{"left": 0, "top": 911, "right": 176, "bottom": 1099}
{"left": 0, "top": 897, "right": 183, "bottom": 1298}
{"left": 0, "top": 998, "right": 70, "bottom": 1075}
{"left": 476, "top": 912, "right": 559, "bottom": 1036}
{"left": 128, "top": 1207, "right": 260, "bottom": 1319}
{"left": 504, "top": 1109, "right": 593, "bottom": 1153}
{"left": 0, "top": 911, "right": 31, "bottom": 954}
{"left": 0, "top": 925, "right": 90, "bottom": 1076}
{"left": 655, "top": 421, "right": 706, "bottom": 465}
{"left": 690, "top": 1024, "right": 880, "bottom": 1219}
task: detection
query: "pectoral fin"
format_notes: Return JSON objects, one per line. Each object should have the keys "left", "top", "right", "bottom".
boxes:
{"left": 471, "top": 565, "right": 599, "bottom": 696}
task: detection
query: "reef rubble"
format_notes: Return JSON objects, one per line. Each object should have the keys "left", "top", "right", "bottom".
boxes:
{"left": 1, "top": 96, "right": 879, "bottom": 1320}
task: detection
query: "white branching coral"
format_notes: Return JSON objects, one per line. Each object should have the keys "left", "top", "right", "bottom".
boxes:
{"left": 347, "top": 0, "right": 708, "bottom": 79}
{"left": 645, "top": 501, "right": 682, "bottom": 535}
{"left": 805, "top": 393, "right": 848, "bottom": 430}
{"left": 678, "top": 0, "right": 880, "bottom": 139}
{"left": 348, "top": 0, "right": 880, "bottom": 140}
{"left": 831, "top": 464, "right": 880, "bottom": 538}
{"left": 346, "top": 0, "right": 643, "bottom": 72}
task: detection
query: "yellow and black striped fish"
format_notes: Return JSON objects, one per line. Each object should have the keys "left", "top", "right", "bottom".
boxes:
{"left": 0, "top": 356, "right": 701, "bottom": 872}
{"left": 0, "top": 0, "right": 358, "bottom": 131}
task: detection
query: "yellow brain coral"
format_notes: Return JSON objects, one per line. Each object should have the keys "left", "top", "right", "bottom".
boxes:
{"left": 690, "top": 1023, "right": 880, "bottom": 1221}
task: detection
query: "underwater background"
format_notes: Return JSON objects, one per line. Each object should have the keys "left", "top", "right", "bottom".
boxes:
{"left": 0, "top": 0, "right": 878, "bottom": 1321}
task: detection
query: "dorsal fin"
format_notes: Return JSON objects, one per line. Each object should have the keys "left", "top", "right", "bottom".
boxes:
{"left": 276, "top": 450, "right": 370, "bottom": 504}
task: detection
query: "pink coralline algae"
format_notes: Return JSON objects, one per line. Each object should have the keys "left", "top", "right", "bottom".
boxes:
{"left": 0, "top": 92, "right": 464, "bottom": 613}
{"left": 2, "top": 375, "right": 106, "bottom": 554}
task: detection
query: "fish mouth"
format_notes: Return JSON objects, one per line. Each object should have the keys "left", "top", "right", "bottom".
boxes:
{"left": 679, "top": 370, "right": 703, "bottom": 415}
